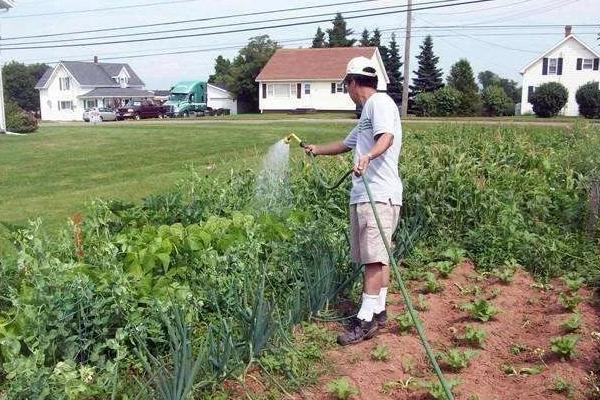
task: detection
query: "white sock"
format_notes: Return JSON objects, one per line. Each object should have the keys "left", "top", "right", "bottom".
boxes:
{"left": 357, "top": 293, "right": 379, "bottom": 322}
{"left": 374, "top": 287, "right": 388, "bottom": 314}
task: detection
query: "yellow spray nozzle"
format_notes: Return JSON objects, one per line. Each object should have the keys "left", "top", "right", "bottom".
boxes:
{"left": 284, "top": 133, "right": 304, "bottom": 147}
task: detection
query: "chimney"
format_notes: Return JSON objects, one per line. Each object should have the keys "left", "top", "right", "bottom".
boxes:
{"left": 564, "top": 25, "right": 572, "bottom": 37}
{"left": 93, "top": 56, "right": 98, "bottom": 63}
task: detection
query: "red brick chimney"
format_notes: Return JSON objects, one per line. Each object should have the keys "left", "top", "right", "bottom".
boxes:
{"left": 93, "top": 56, "right": 98, "bottom": 63}
{"left": 564, "top": 25, "right": 572, "bottom": 37}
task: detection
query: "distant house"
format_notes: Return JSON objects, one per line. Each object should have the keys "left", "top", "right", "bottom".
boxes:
{"left": 255, "top": 47, "right": 389, "bottom": 113}
{"left": 35, "top": 58, "right": 153, "bottom": 121}
{"left": 520, "top": 26, "right": 600, "bottom": 116}
{"left": 207, "top": 83, "right": 237, "bottom": 114}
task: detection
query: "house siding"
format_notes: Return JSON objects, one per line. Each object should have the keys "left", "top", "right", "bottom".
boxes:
{"left": 257, "top": 52, "right": 388, "bottom": 112}
{"left": 521, "top": 37, "right": 600, "bottom": 116}
{"left": 39, "top": 64, "right": 90, "bottom": 121}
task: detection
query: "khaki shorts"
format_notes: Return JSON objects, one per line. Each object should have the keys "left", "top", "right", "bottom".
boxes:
{"left": 350, "top": 201, "right": 401, "bottom": 265}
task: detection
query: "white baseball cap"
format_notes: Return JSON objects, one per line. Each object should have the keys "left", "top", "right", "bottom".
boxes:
{"left": 344, "top": 56, "right": 378, "bottom": 80}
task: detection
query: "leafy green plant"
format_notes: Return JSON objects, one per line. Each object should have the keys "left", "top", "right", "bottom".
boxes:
{"left": 424, "top": 272, "right": 443, "bottom": 294}
{"left": 437, "top": 348, "right": 477, "bottom": 372}
{"left": 461, "top": 299, "right": 499, "bottom": 322}
{"left": 561, "top": 313, "right": 582, "bottom": 333}
{"left": 441, "top": 246, "right": 467, "bottom": 265}
{"left": 510, "top": 343, "right": 529, "bottom": 356}
{"left": 371, "top": 344, "right": 390, "bottom": 362}
{"left": 552, "top": 376, "right": 574, "bottom": 397}
{"left": 558, "top": 292, "right": 583, "bottom": 312}
{"left": 396, "top": 311, "right": 416, "bottom": 334}
{"left": 415, "top": 294, "right": 430, "bottom": 311}
{"left": 561, "top": 275, "right": 585, "bottom": 292}
{"left": 551, "top": 335, "right": 579, "bottom": 360}
{"left": 382, "top": 377, "right": 417, "bottom": 394}
{"left": 492, "top": 259, "right": 519, "bottom": 284}
{"left": 459, "top": 325, "right": 487, "bottom": 348}
{"left": 420, "top": 379, "right": 460, "bottom": 400}
{"left": 326, "top": 377, "right": 359, "bottom": 400}
{"left": 431, "top": 260, "right": 455, "bottom": 278}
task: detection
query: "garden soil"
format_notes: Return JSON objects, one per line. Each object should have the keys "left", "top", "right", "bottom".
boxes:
{"left": 294, "top": 263, "right": 600, "bottom": 400}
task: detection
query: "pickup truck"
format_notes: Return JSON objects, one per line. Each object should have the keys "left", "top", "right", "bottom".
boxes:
{"left": 116, "top": 101, "right": 168, "bottom": 120}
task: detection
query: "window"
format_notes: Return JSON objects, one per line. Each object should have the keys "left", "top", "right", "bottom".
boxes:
{"left": 84, "top": 99, "right": 98, "bottom": 109}
{"left": 336, "top": 82, "right": 347, "bottom": 93}
{"left": 304, "top": 83, "right": 311, "bottom": 95}
{"left": 548, "top": 58, "right": 558, "bottom": 75}
{"left": 59, "top": 77, "right": 71, "bottom": 91}
{"left": 583, "top": 58, "right": 594, "bottom": 70}
{"left": 58, "top": 101, "right": 73, "bottom": 110}
{"left": 267, "top": 83, "right": 291, "bottom": 97}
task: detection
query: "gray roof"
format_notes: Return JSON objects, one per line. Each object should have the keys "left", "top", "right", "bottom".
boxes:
{"left": 79, "top": 88, "right": 154, "bottom": 98}
{"left": 34, "top": 67, "right": 53, "bottom": 89}
{"left": 152, "top": 89, "right": 171, "bottom": 97}
{"left": 35, "top": 61, "right": 145, "bottom": 89}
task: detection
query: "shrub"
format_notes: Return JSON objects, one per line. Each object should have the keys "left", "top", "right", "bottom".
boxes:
{"left": 414, "top": 92, "right": 436, "bottom": 116}
{"left": 6, "top": 100, "right": 38, "bottom": 133}
{"left": 530, "top": 82, "right": 568, "bottom": 118}
{"left": 482, "top": 85, "right": 514, "bottom": 116}
{"left": 575, "top": 81, "right": 600, "bottom": 119}
{"left": 432, "top": 86, "right": 462, "bottom": 117}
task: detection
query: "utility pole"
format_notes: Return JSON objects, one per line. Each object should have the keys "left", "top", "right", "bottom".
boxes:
{"left": 401, "top": 0, "right": 412, "bottom": 118}
{"left": 0, "top": 1, "right": 15, "bottom": 134}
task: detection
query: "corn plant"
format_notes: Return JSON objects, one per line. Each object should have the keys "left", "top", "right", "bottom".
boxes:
{"left": 371, "top": 344, "right": 390, "bottom": 362}
{"left": 459, "top": 325, "right": 487, "bottom": 348}
{"left": 558, "top": 292, "right": 583, "bottom": 312}
{"left": 551, "top": 335, "right": 579, "bottom": 360}
{"left": 437, "top": 348, "right": 477, "bottom": 372}
{"left": 561, "top": 313, "right": 582, "bottom": 333}
{"left": 326, "top": 377, "right": 359, "bottom": 400}
{"left": 461, "top": 299, "right": 499, "bottom": 322}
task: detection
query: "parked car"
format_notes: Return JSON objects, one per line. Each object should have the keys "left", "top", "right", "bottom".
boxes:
{"left": 83, "top": 108, "right": 117, "bottom": 122}
{"left": 116, "top": 101, "right": 168, "bottom": 120}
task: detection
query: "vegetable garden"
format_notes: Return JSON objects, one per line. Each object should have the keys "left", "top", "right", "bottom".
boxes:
{"left": 0, "top": 122, "right": 599, "bottom": 399}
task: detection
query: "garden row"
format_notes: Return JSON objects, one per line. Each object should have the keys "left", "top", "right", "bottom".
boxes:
{"left": 1, "top": 123, "right": 599, "bottom": 398}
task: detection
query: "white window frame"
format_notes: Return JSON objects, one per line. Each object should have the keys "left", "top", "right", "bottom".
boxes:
{"left": 59, "top": 77, "right": 71, "bottom": 91}
{"left": 267, "top": 83, "right": 292, "bottom": 98}
{"left": 336, "top": 82, "right": 348, "bottom": 94}
{"left": 583, "top": 58, "right": 594, "bottom": 70}
{"left": 58, "top": 100, "right": 74, "bottom": 111}
{"left": 548, "top": 58, "right": 558, "bottom": 75}
{"left": 304, "top": 83, "right": 311, "bottom": 95}
{"left": 84, "top": 99, "right": 98, "bottom": 109}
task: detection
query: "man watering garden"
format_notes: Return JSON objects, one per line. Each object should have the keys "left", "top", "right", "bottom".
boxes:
{"left": 304, "top": 56, "right": 403, "bottom": 346}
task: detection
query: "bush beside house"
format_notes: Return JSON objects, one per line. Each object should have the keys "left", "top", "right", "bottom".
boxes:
{"left": 530, "top": 82, "right": 569, "bottom": 118}
{"left": 575, "top": 82, "right": 600, "bottom": 119}
{"left": 6, "top": 100, "right": 38, "bottom": 133}
{"left": 482, "top": 85, "right": 514, "bottom": 117}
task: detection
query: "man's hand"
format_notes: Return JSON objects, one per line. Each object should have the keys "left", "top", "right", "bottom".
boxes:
{"left": 304, "top": 144, "right": 318, "bottom": 156}
{"left": 354, "top": 154, "right": 371, "bottom": 176}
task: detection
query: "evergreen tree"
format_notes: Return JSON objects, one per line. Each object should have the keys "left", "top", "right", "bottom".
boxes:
{"left": 359, "top": 29, "right": 370, "bottom": 46}
{"left": 447, "top": 58, "right": 481, "bottom": 116}
{"left": 312, "top": 27, "right": 327, "bottom": 48}
{"left": 327, "top": 13, "right": 356, "bottom": 47}
{"left": 386, "top": 33, "right": 403, "bottom": 104}
{"left": 369, "top": 28, "right": 382, "bottom": 47}
{"left": 410, "top": 35, "right": 444, "bottom": 98}
{"left": 368, "top": 28, "right": 390, "bottom": 78}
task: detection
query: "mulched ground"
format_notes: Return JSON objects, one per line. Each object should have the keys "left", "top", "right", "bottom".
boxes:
{"left": 295, "top": 263, "right": 600, "bottom": 400}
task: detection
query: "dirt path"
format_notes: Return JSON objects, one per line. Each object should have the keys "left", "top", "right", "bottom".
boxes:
{"left": 298, "top": 263, "right": 600, "bottom": 400}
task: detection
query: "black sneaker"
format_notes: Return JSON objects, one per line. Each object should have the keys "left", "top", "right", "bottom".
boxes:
{"left": 374, "top": 310, "right": 388, "bottom": 328}
{"left": 337, "top": 317, "right": 378, "bottom": 346}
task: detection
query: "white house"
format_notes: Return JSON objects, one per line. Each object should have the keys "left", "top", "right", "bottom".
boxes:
{"left": 520, "top": 26, "right": 600, "bottom": 116}
{"left": 255, "top": 47, "right": 389, "bottom": 113}
{"left": 35, "top": 59, "right": 153, "bottom": 121}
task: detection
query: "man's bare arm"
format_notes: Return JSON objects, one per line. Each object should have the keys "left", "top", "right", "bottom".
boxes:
{"left": 304, "top": 141, "right": 351, "bottom": 156}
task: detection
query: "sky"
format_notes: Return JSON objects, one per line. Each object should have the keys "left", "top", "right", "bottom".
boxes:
{"left": 1, "top": 0, "right": 599, "bottom": 90}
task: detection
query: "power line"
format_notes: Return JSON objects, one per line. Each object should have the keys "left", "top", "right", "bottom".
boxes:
{"left": 2, "top": 1, "right": 450, "bottom": 47}
{"left": 0, "top": 0, "right": 504, "bottom": 51}
{"left": 0, "top": 0, "right": 203, "bottom": 19}
{"left": 0, "top": 0, "right": 381, "bottom": 40}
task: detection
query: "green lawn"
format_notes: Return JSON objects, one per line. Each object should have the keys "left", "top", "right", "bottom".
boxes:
{"left": 0, "top": 121, "right": 356, "bottom": 228}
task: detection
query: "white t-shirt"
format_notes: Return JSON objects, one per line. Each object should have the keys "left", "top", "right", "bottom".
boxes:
{"left": 343, "top": 92, "right": 403, "bottom": 205}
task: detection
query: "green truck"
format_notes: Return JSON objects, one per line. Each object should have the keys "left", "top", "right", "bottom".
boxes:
{"left": 164, "top": 80, "right": 209, "bottom": 117}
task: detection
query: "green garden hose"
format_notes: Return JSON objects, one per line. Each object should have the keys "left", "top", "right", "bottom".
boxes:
{"left": 308, "top": 156, "right": 455, "bottom": 400}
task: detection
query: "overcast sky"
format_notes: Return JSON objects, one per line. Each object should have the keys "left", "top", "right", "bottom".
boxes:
{"left": 2, "top": 0, "right": 598, "bottom": 89}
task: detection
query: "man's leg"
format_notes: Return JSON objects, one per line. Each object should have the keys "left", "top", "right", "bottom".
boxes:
{"left": 356, "top": 262, "right": 383, "bottom": 321}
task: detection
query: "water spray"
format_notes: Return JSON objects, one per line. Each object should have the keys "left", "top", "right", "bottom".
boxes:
{"left": 282, "top": 132, "right": 455, "bottom": 400}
